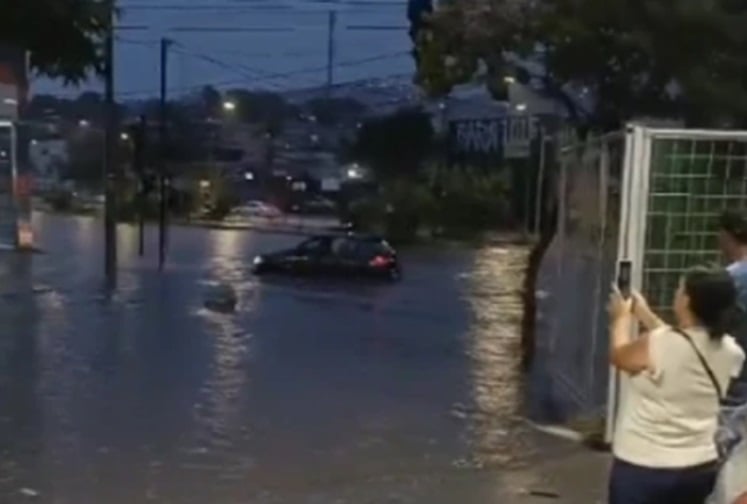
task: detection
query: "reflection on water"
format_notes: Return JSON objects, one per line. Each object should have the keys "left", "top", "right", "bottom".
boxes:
{"left": 463, "top": 246, "right": 535, "bottom": 469}
{"left": 0, "top": 214, "right": 564, "bottom": 502}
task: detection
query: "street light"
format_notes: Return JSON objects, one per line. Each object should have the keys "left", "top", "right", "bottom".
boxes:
{"left": 515, "top": 103, "right": 527, "bottom": 112}
{"left": 120, "top": 132, "right": 130, "bottom": 141}
{"left": 79, "top": 119, "right": 90, "bottom": 128}
{"left": 223, "top": 101, "right": 236, "bottom": 112}
{"left": 347, "top": 163, "right": 362, "bottom": 179}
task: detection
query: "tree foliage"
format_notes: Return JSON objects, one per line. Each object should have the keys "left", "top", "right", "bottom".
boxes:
{"left": 25, "top": 92, "right": 109, "bottom": 122}
{"left": 1, "top": 0, "right": 110, "bottom": 83}
{"left": 66, "top": 127, "right": 105, "bottom": 183}
{"left": 416, "top": 0, "right": 747, "bottom": 130}
{"left": 352, "top": 108, "right": 434, "bottom": 180}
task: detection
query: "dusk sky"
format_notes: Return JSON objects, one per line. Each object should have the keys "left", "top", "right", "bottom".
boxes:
{"left": 35, "top": 0, "right": 415, "bottom": 99}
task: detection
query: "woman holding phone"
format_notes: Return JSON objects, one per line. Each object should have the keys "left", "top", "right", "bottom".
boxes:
{"left": 608, "top": 267, "right": 745, "bottom": 504}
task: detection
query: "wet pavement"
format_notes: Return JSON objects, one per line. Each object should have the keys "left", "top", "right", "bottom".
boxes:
{"left": 0, "top": 213, "right": 584, "bottom": 503}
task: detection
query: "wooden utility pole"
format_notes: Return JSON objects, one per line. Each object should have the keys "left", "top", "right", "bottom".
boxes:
{"left": 158, "top": 37, "right": 172, "bottom": 271}
{"left": 103, "top": 0, "right": 117, "bottom": 287}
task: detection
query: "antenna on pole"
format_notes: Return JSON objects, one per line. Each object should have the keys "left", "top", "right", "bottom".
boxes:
{"left": 326, "top": 10, "right": 337, "bottom": 97}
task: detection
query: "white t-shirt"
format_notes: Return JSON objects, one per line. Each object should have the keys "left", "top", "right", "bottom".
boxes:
{"left": 614, "top": 326, "right": 745, "bottom": 468}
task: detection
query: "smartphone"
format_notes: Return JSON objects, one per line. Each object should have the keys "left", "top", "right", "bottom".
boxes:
{"left": 617, "top": 260, "right": 632, "bottom": 299}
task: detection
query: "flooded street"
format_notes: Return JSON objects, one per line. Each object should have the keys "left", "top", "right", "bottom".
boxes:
{"left": 0, "top": 213, "right": 564, "bottom": 503}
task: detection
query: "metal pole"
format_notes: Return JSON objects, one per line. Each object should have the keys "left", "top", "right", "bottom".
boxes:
{"left": 534, "top": 128, "right": 547, "bottom": 236}
{"left": 137, "top": 116, "right": 146, "bottom": 257}
{"left": 158, "top": 38, "right": 170, "bottom": 271}
{"left": 326, "top": 11, "right": 337, "bottom": 97}
{"left": 104, "top": 1, "right": 117, "bottom": 287}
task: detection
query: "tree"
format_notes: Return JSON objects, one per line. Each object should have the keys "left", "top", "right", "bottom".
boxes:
{"left": 352, "top": 108, "right": 434, "bottom": 180}
{"left": 1, "top": 0, "right": 110, "bottom": 83}
{"left": 66, "top": 127, "right": 105, "bottom": 183}
{"left": 200, "top": 85, "right": 222, "bottom": 117}
{"left": 408, "top": 0, "right": 433, "bottom": 64}
{"left": 416, "top": 0, "right": 747, "bottom": 130}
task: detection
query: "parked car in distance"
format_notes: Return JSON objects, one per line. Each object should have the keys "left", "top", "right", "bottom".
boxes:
{"left": 252, "top": 233, "right": 401, "bottom": 281}
{"left": 230, "top": 201, "right": 282, "bottom": 219}
{"left": 289, "top": 196, "right": 337, "bottom": 215}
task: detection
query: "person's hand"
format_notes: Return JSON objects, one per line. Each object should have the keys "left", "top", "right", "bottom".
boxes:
{"left": 608, "top": 286, "right": 633, "bottom": 321}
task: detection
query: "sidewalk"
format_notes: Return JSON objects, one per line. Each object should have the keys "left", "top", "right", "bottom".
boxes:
{"left": 500, "top": 449, "right": 610, "bottom": 503}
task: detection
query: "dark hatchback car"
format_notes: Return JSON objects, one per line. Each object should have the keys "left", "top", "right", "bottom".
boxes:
{"left": 252, "top": 234, "right": 401, "bottom": 281}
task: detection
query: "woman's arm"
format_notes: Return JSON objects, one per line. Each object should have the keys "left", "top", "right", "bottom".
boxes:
{"left": 609, "top": 290, "right": 651, "bottom": 374}
{"left": 632, "top": 291, "right": 667, "bottom": 332}
{"left": 610, "top": 315, "right": 651, "bottom": 374}
{"left": 735, "top": 493, "right": 747, "bottom": 504}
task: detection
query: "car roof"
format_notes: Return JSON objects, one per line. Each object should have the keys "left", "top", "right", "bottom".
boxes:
{"left": 310, "top": 233, "right": 387, "bottom": 243}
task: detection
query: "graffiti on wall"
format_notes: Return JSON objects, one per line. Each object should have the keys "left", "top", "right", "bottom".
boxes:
{"left": 448, "top": 115, "right": 540, "bottom": 162}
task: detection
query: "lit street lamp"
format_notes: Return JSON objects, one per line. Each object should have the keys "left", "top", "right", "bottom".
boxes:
{"left": 223, "top": 101, "right": 236, "bottom": 112}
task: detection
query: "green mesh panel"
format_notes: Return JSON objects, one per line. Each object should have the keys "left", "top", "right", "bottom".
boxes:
{"left": 642, "top": 138, "right": 747, "bottom": 317}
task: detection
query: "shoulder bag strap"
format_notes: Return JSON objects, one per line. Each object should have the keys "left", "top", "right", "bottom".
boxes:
{"left": 673, "top": 328, "right": 724, "bottom": 401}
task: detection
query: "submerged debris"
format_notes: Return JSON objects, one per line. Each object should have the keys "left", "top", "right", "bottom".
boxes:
{"left": 203, "top": 283, "right": 238, "bottom": 313}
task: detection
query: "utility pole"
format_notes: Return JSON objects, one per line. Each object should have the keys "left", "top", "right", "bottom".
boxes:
{"left": 326, "top": 10, "right": 337, "bottom": 97}
{"left": 131, "top": 115, "right": 147, "bottom": 256}
{"left": 158, "top": 37, "right": 172, "bottom": 271}
{"left": 103, "top": 0, "right": 117, "bottom": 288}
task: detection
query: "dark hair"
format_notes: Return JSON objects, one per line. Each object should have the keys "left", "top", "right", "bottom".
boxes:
{"left": 719, "top": 209, "right": 747, "bottom": 244}
{"left": 683, "top": 267, "right": 741, "bottom": 340}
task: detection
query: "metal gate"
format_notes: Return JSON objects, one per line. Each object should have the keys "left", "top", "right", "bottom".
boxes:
{"left": 534, "top": 125, "right": 747, "bottom": 437}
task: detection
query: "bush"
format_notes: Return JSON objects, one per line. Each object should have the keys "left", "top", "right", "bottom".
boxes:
{"left": 45, "top": 190, "right": 73, "bottom": 212}
{"left": 348, "top": 197, "right": 386, "bottom": 233}
{"left": 347, "top": 168, "right": 513, "bottom": 242}
{"left": 205, "top": 192, "right": 239, "bottom": 221}
{"left": 431, "top": 169, "right": 512, "bottom": 237}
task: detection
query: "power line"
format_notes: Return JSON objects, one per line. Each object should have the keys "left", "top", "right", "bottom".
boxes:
{"left": 171, "top": 44, "right": 266, "bottom": 81}
{"left": 119, "top": 2, "right": 405, "bottom": 11}
{"left": 120, "top": 37, "right": 316, "bottom": 60}
{"left": 172, "top": 41, "right": 326, "bottom": 90}
{"left": 117, "top": 51, "right": 411, "bottom": 98}
{"left": 170, "top": 26, "right": 296, "bottom": 33}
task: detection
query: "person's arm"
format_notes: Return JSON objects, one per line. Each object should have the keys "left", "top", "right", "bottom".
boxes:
{"left": 609, "top": 290, "right": 651, "bottom": 374}
{"left": 632, "top": 290, "right": 667, "bottom": 332}
{"left": 610, "top": 316, "right": 651, "bottom": 374}
{"left": 735, "top": 493, "right": 747, "bottom": 504}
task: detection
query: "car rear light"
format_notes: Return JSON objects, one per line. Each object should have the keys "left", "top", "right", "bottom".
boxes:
{"left": 369, "top": 255, "right": 393, "bottom": 268}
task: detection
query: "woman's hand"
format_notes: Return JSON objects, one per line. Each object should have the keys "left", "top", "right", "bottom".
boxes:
{"left": 608, "top": 287, "right": 633, "bottom": 321}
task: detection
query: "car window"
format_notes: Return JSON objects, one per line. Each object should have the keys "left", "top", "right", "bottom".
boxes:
{"left": 332, "top": 238, "right": 357, "bottom": 257}
{"left": 355, "top": 240, "right": 387, "bottom": 260}
{"left": 297, "top": 237, "right": 329, "bottom": 254}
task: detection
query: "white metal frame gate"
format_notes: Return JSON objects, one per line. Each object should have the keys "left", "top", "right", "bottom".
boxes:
{"left": 606, "top": 125, "right": 747, "bottom": 442}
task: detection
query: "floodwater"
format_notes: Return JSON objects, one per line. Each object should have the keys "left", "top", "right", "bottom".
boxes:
{"left": 0, "top": 213, "right": 566, "bottom": 503}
